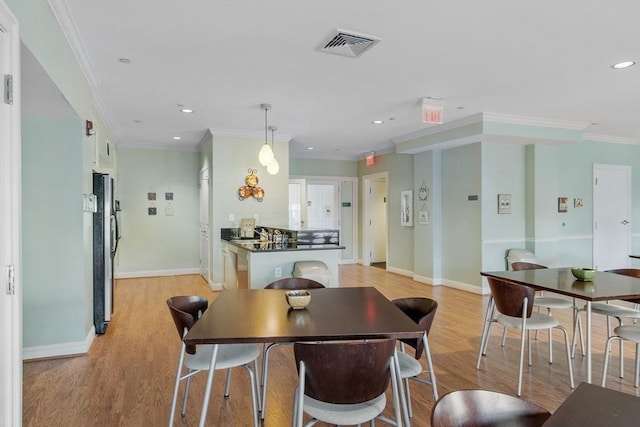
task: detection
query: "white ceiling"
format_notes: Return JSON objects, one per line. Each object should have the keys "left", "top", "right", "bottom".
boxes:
{"left": 51, "top": 0, "right": 640, "bottom": 160}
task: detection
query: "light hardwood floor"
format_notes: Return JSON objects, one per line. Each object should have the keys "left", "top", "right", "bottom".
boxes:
{"left": 23, "top": 265, "right": 640, "bottom": 426}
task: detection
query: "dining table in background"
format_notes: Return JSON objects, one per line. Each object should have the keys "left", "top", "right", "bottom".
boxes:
{"left": 480, "top": 268, "right": 640, "bottom": 384}
{"left": 542, "top": 382, "right": 640, "bottom": 426}
{"left": 184, "top": 287, "right": 427, "bottom": 427}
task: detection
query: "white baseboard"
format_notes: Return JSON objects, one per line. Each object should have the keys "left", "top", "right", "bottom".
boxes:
{"left": 387, "top": 265, "right": 413, "bottom": 277}
{"left": 441, "top": 278, "right": 489, "bottom": 295}
{"left": 115, "top": 268, "right": 200, "bottom": 279}
{"left": 413, "top": 274, "right": 442, "bottom": 286}
{"left": 23, "top": 327, "right": 95, "bottom": 361}
{"left": 209, "top": 281, "right": 223, "bottom": 291}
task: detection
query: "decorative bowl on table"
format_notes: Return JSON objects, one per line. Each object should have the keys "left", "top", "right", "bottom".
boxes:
{"left": 571, "top": 268, "right": 596, "bottom": 281}
{"left": 285, "top": 290, "right": 311, "bottom": 309}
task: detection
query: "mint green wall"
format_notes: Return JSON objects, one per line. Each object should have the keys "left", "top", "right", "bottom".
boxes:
{"left": 481, "top": 143, "right": 526, "bottom": 272}
{"left": 117, "top": 149, "right": 200, "bottom": 274}
{"left": 358, "top": 153, "right": 414, "bottom": 272}
{"left": 202, "top": 131, "right": 290, "bottom": 285}
{"left": 10, "top": 0, "right": 117, "bottom": 350}
{"left": 441, "top": 143, "right": 483, "bottom": 286}
{"left": 290, "top": 158, "right": 357, "bottom": 177}
{"left": 22, "top": 116, "right": 86, "bottom": 346}
{"left": 413, "top": 151, "right": 436, "bottom": 280}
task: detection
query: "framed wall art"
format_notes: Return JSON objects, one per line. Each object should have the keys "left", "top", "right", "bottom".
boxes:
{"left": 558, "top": 197, "right": 568, "bottom": 213}
{"left": 401, "top": 190, "right": 413, "bottom": 226}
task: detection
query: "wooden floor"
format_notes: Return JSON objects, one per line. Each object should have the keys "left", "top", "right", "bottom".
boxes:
{"left": 23, "top": 265, "right": 640, "bottom": 426}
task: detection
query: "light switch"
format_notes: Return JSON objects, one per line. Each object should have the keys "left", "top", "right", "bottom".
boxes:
{"left": 229, "top": 214, "right": 235, "bottom": 222}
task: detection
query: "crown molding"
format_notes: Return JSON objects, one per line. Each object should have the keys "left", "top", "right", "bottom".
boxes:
{"left": 118, "top": 142, "right": 200, "bottom": 152}
{"left": 392, "top": 113, "right": 484, "bottom": 144}
{"left": 47, "top": 0, "right": 120, "bottom": 143}
{"left": 583, "top": 133, "right": 640, "bottom": 145}
{"left": 481, "top": 112, "right": 590, "bottom": 130}
{"left": 208, "top": 128, "right": 292, "bottom": 143}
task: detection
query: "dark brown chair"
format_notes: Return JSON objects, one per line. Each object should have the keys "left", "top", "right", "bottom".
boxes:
{"left": 264, "top": 277, "right": 325, "bottom": 290}
{"left": 292, "top": 339, "right": 401, "bottom": 426}
{"left": 431, "top": 389, "right": 551, "bottom": 427}
{"left": 260, "top": 278, "right": 325, "bottom": 419}
{"left": 511, "top": 261, "right": 583, "bottom": 357}
{"left": 476, "top": 278, "right": 574, "bottom": 396}
{"left": 167, "top": 296, "right": 261, "bottom": 427}
{"left": 392, "top": 297, "right": 438, "bottom": 423}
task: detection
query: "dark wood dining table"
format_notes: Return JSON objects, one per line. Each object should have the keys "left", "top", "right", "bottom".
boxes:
{"left": 542, "top": 382, "right": 640, "bottom": 426}
{"left": 184, "top": 287, "right": 427, "bottom": 427}
{"left": 481, "top": 268, "right": 640, "bottom": 383}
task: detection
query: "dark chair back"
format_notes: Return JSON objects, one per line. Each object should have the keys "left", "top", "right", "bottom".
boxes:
{"left": 294, "top": 339, "right": 394, "bottom": 404}
{"left": 487, "top": 278, "right": 535, "bottom": 318}
{"left": 606, "top": 269, "right": 640, "bottom": 303}
{"left": 431, "top": 389, "right": 551, "bottom": 427}
{"left": 265, "top": 277, "right": 325, "bottom": 290}
{"left": 167, "top": 295, "right": 208, "bottom": 354}
{"left": 392, "top": 297, "right": 438, "bottom": 359}
{"left": 511, "top": 262, "right": 547, "bottom": 271}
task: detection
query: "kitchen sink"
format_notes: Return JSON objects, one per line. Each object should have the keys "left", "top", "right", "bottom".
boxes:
{"left": 231, "top": 239, "right": 261, "bottom": 244}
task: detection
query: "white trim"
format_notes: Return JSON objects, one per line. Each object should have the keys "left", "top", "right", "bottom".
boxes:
{"left": 392, "top": 113, "right": 484, "bottom": 144}
{"left": 208, "top": 281, "right": 223, "bottom": 292}
{"left": 441, "top": 279, "right": 489, "bottom": 295}
{"left": 387, "top": 265, "right": 413, "bottom": 278}
{"left": 413, "top": 274, "right": 442, "bottom": 286}
{"left": 0, "top": 3, "right": 22, "bottom": 425}
{"left": 115, "top": 268, "right": 200, "bottom": 279}
{"left": 583, "top": 133, "right": 640, "bottom": 145}
{"left": 209, "top": 128, "right": 293, "bottom": 142}
{"left": 482, "top": 112, "right": 589, "bottom": 130}
{"left": 23, "top": 327, "right": 95, "bottom": 361}
{"left": 117, "top": 141, "right": 201, "bottom": 152}
{"left": 485, "top": 235, "right": 593, "bottom": 245}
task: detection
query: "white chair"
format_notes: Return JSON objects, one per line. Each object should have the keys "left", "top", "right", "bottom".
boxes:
{"left": 602, "top": 324, "right": 640, "bottom": 388}
{"left": 511, "top": 262, "right": 584, "bottom": 358}
{"left": 392, "top": 297, "right": 438, "bottom": 425}
{"left": 293, "top": 339, "right": 402, "bottom": 427}
{"left": 477, "top": 277, "right": 575, "bottom": 396}
{"left": 167, "top": 296, "right": 261, "bottom": 427}
{"left": 573, "top": 269, "right": 640, "bottom": 374}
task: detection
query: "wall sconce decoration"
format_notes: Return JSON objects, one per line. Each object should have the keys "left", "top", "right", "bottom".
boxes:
{"left": 85, "top": 120, "right": 95, "bottom": 136}
{"left": 238, "top": 169, "right": 264, "bottom": 202}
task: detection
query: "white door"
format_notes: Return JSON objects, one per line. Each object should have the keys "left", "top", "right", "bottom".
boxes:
{"left": 363, "top": 172, "right": 388, "bottom": 266}
{"left": 306, "top": 180, "right": 339, "bottom": 230}
{"left": 199, "top": 168, "right": 210, "bottom": 281}
{"left": 288, "top": 179, "right": 307, "bottom": 229}
{"left": 0, "top": 3, "right": 22, "bottom": 425}
{"left": 370, "top": 180, "right": 387, "bottom": 263}
{"left": 593, "top": 164, "right": 631, "bottom": 270}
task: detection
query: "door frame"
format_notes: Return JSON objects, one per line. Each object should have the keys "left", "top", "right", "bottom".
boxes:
{"left": 0, "top": 2, "right": 22, "bottom": 425}
{"left": 363, "top": 172, "right": 388, "bottom": 266}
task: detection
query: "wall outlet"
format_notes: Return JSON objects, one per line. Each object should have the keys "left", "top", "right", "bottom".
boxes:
{"left": 253, "top": 213, "right": 259, "bottom": 221}
{"left": 229, "top": 213, "right": 234, "bottom": 222}
{"left": 275, "top": 267, "right": 282, "bottom": 278}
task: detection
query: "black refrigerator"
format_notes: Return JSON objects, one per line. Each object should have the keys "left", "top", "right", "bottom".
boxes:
{"left": 93, "top": 172, "right": 119, "bottom": 334}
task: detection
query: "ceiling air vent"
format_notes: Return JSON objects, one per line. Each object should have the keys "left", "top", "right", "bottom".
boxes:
{"left": 318, "top": 29, "right": 381, "bottom": 58}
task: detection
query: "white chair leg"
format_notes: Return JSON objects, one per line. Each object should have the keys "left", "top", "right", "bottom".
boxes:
{"left": 242, "top": 363, "right": 260, "bottom": 427}
{"left": 181, "top": 373, "right": 192, "bottom": 416}
{"left": 501, "top": 325, "right": 507, "bottom": 347}
{"left": 517, "top": 326, "right": 526, "bottom": 396}
{"left": 389, "top": 357, "right": 403, "bottom": 427}
{"left": 224, "top": 368, "right": 232, "bottom": 398}
{"left": 169, "top": 349, "right": 187, "bottom": 427}
{"left": 602, "top": 336, "right": 618, "bottom": 387}
{"left": 558, "top": 326, "right": 574, "bottom": 389}
{"left": 616, "top": 318, "right": 624, "bottom": 378}
{"left": 261, "top": 343, "right": 282, "bottom": 419}
{"left": 548, "top": 327, "right": 553, "bottom": 364}
{"left": 527, "top": 330, "right": 532, "bottom": 366}
{"left": 635, "top": 343, "right": 640, "bottom": 388}
{"left": 477, "top": 298, "right": 495, "bottom": 369}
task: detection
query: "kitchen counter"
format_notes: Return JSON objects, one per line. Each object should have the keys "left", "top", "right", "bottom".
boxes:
{"left": 221, "top": 228, "right": 343, "bottom": 289}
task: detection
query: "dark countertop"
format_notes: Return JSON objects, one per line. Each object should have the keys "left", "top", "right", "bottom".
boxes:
{"left": 222, "top": 238, "right": 344, "bottom": 253}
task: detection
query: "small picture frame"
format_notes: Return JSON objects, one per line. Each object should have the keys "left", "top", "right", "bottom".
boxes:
{"left": 497, "top": 194, "right": 511, "bottom": 214}
{"left": 148, "top": 207, "right": 157, "bottom": 216}
{"left": 401, "top": 190, "right": 413, "bottom": 227}
{"left": 147, "top": 192, "right": 156, "bottom": 201}
{"left": 419, "top": 210, "right": 429, "bottom": 224}
{"left": 574, "top": 198, "right": 584, "bottom": 208}
{"left": 558, "top": 197, "right": 568, "bottom": 213}
{"left": 165, "top": 192, "right": 174, "bottom": 201}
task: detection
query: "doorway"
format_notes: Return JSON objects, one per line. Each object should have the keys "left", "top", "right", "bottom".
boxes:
{"left": 593, "top": 164, "right": 631, "bottom": 270}
{"left": 199, "top": 168, "right": 210, "bottom": 283}
{"left": 363, "top": 172, "right": 388, "bottom": 267}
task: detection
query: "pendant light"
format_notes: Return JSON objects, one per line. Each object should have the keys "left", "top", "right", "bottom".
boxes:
{"left": 266, "top": 125, "right": 279, "bottom": 175}
{"left": 258, "top": 103, "right": 275, "bottom": 166}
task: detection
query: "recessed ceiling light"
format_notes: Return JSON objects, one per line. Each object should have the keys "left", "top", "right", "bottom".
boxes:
{"left": 118, "top": 58, "right": 131, "bottom": 64}
{"left": 180, "top": 108, "right": 194, "bottom": 113}
{"left": 172, "top": 136, "right": 182, "bottom": 140}
{"left": 133, "top": 119, "right": 142, "bottom": 123}
{"left": 372, "top": 120, "right": 384, "bottom": 124}
{"left": 307, "top": 147, "right": 314, "bottom": 150}
{"left": 612, "top": 61, "right": 635, "bottom": 69}
{"left": 456, "top": 106, "right": 465, "bottom": 110}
